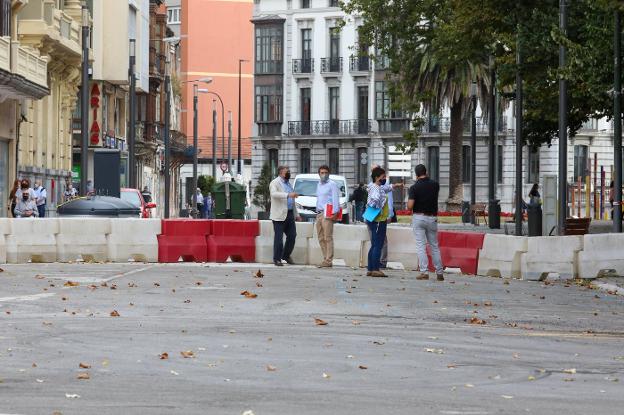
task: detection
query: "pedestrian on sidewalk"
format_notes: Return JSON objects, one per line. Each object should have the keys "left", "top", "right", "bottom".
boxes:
{"left": 366, "top": 164, "right": 396, "bottom": 269}
{"left": 33, "top": 180, "right": 47, "bottom": 218}
{"left": 269, "top": 166, "right": 300, "bottom": 267}
{"left": 315, "top": 165, "right": 341, "bottom": 268}
{"left": 8, "top": 179, "right": 19, "bottom": 218}
{"left": 349, "top": 183, "right": 367, "bottom": 223}
{"left": 64, "top": 183, "right": 77, "bottom": 202}
{"left": 14, "top": 191, "right": 38, "bottom": 218}
{"left": 408, "top": 164, "right": 444, "bottom": 281}
{"left": 365, "top": 166, "right": 402, "bottom": 278}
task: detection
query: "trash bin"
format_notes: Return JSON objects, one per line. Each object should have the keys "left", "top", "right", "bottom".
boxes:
{"left": 213, "top": 181, "right": 247, "bottom": 219}
{"left": 57, "top": 196, "right": 141, "bottom": 218}
{"left": 461, "top": 201, "right": 471, "bottom": 224}
{"left": 488, "top": 199, "right": 501, "bottom": 229}
{"left": 527, "top": 204, "right": 543, "bottom": 236}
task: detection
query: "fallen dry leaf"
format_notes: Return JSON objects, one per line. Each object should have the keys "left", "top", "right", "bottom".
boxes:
{"left": 65, "top": 393, "right": 81, "bottom": 399}
{"left": 352, "top": 320, "right": 361, "bottom": 325}
{"left": 447, "top": 364, "right": 457, "bottom": 369}
{"left": 0, "top": 267, "right": 3, "bottom": 272}
{"left": 563, "top": 368, "right": 577, "bottom": 374}
{"left": 109, "top": 310, "right": 120, "bottom": 317}
{"left": 314, "top": 318, "right": 328, "bottom": 326}
{"left": 128, "top": 282, "right": 137, "bottom": 288}
{"left": 372, "top": 341, "right": 385, "bottom": 345}
{"left": 241, "top": 290, "right": 258, "bottom": 299}
{"left": 180, "top": 350, "right": 195, "bottom": 358}
{"left": 254, "top": 270, "right": 264, "bottom": 278}
{"left": 184, "top": 299, "right": 191, "bottom": 303}
{"left": 35, "top": 274, "right": 45, "bottom": 279}
{"left": 256, "top": 282, "right": 263, "bottom": 287}
{"left": 78, "top": 363, "right": 91, "bottom": 369}
{"left": 424, "top": 348, "right": 444, "bottom": 354}
{"left": 484, "top": 301, "right": 493, "bottom": 307}
{"left": 358, "top": 365, "right": 368, "bottom": 370}
{"left": 76, "top": 372, "right": 90, "bottom": 380}
{"left": 195, "top": 281, "right": 202, "bottom": 286}
{"left": 266, "top": 365, "right": 277, "bottom": 371}
{"left": 154, "top": 282, "right": 160, "bottom": 287}
{"left": 466, "top": 317, "right": 486, "bottom": 325}
{"left": 159, "top": 353, "right": 169, "bottom": 360}
{"left": 64, "top": 281, "right": 80, "bottom": 287}
{"left": 110, "top": 284, "right": 117, "bottom": 290}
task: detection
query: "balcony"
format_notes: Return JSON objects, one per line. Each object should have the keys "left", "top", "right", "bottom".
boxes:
{"left": 18, "top": 3, "right": 81, "bottom": 58}
{"left": 321, "top": 57, "right": 342, "bottom": 75}
{"left": 377, "top": 119, "right": 411, "bottom": 134}
{"left": 149, "top": 49, "right": 166, "bottom": 80}
{"left": 292, "top": 58, "right": 314, "bottom": 77}
{"left": 258, "top": 121, "right": 283, "bottom": 137}
{"left": 10, "top": 42, "right": 48, "bottom": 88}
{"left": 375, "top": 55, "right": 391, "bottom": 71}
{"left": 425, "top": 116, "right": 508, "bottom": 134}
{"left": 349, "top": 56, "right": 371, "bottom": 75}
{"left": 288, "top": 119, "right": 372, "bottom": 136}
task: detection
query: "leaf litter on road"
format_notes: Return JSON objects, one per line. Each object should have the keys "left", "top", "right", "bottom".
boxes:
{"left": 314, "top": 318, "right": 328, "bottom": 326}
{"left": 78, "top": 363, "right": 91, "bottom": 369}
{"left": 241, "top": 290, "right": 258, "bottom": 299}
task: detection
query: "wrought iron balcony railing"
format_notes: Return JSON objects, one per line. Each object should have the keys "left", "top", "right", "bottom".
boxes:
{"left": 321, "top": 57, "right": 343, "bottom": 73}
{"left": 288, "top": 119, "right": 372, "bottom": 136}
{"left": 292, "top": 58, "right": 314, "bottom": 74}
{"left": 349, "top": 56, "right": 371, "bottom": 72}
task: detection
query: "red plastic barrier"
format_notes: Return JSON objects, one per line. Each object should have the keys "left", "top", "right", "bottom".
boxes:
{"left": 206, "top": 220, "right": 259, "bottom": 262}
{"left": 158, "top": 219, "right": 212, "bottom": 262}
{"left": 427, "top": 231, "right": 485, "bottom": 274}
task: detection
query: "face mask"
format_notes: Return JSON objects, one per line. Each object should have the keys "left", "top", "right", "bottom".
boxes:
{"left": 320, "top": 174, "right": 329, "bottom": 183}
{"left": 380, "top": 179, "right": 387, "bottom": 185}
{"left": 284, "top": 172, "right": 291, "bottom": 181}
{"left": 22, "top": 195, "right": 29, "bottom": 201}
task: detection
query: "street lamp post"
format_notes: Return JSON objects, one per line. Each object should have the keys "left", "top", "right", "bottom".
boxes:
{"left": 237, "top": 59, "right": 249, "bottom": 176}
{"left": 212, "top": 100, "right": 217, "bottom": 179}
{"left": 515, "top": 26, "right": 524, "bottom": 237}
{"left": 192, "top": 84, "right": 199, "bottom": 218}
{"left": 470, "top": 81, "right": 477, "bottom": 225}
{"left": 128, "top": 38, "right": 137, "bottom": 189}
{"left": 164, "top": 59, "right": 171, "bottom": 218}
{"left": 228, "top": 111, "right": 232, "bottom": 173}
{"left": 80, "top": 5, "right": 89, "bottom": 196}
{"left": 488, "top": 55, "right": 500, "bottom": 229}
{"left": 615, "top": 10, "right": 623, "bottom": 232}
{"left": 558, "top": 0, "right": 569, "bottom": 234}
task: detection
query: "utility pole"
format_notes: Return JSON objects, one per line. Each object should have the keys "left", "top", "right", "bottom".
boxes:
{"left": 470, "top": 82, "right": 477, "bottom": 224}
{"left": 488, "top": 55, "right": 499, "bottom": 228}
{"left": 128, "top": 39, "right": 137, "bottom": 189}
{"left": 80, "top": 5, "right": 89, "bottom": 196}
{"left": 192, "top": 84, "right": 199, "bottom": 218}
{"left": 615, "top": 10, "right": 623, "bottom": 232}
{"left": 558, "top": 0, "right": 569, "bottom": 234}
{"left": 228, "top": 111, "right": 232, "bottom": 173}
{"left": 164, "top": 60, "right": 171, "bottom": 218}
{"left": 515, "top": 25, "right": 524, "bottom": 237}
{"left": 212, "top": 100, "right": 217, "bottom": 179}
{"left": 237, "top": 59, "right": 246, "bottom": 175}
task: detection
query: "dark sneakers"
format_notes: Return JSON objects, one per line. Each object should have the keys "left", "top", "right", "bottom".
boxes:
{"left": 274, "top": 261, "right": 283, "bottom": 267}
{"left": 436, "top": 274, "right": 445, "bottom": 281}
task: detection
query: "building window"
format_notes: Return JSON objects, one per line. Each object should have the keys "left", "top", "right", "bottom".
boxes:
{"left": 0, "top": 0, "right": 10, "bottom": 37}
{"left": 300, "top": 87, "right": 311, "bottom": 135}
{"left": 357, "top": 147, "right": 368, "bottom": 184}
{"left": 428, "top": 146, "right": 440, "bottom": 183}
{"left": 497, "top": 145, "right": 503, "bottom": 184}
{"left": 329, "top": 27, "right": 340, "bottom": 59}
{"left": 329, "top": 148, "right": 340, "bottom": 174}
{"left": 328, "top": 87, "right": 340, "bottom": 134}
{"left": 255, "top": 26, "right": 283, "bottom": 74}
{"left": 268, "top": 149, "right": 279, "bottom": 178}
{"left": 329, "top": 0, "right": 339, "bottom": 7}
{"left": 255, "top": 85, "right": 282, "bottom": 122}
{"left": 574, "top": 145, "right": 589, "bottom": 182}
{"left": 375, "top": 81, "right": 404, "bottom": 119}
{"left": 301, "top": 28, "right": 312, "bottom": 59}
{"left": 167, "top": 7, "right": 180, "bottom": 24}
{"left": 462, "top": 145, "right": 471, "bottom": 184}
{"left": 301, "top": 0, "right": 310, "bottom": 9}
{"left": 528, "top": 148, "right": 539, "bottom": 184}
{"left": 300, "top": 148, "right": 311, "bottom": 174}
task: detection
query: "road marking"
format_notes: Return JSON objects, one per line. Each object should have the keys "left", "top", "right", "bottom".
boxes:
{"left": 0, "top": 293, "right": 55, "bottom": 302}
{"left": 104, "top": 265, "right": 155, "bottom": 282}
{"left": 440, "top": 411, "right": 489, "bottom": 415}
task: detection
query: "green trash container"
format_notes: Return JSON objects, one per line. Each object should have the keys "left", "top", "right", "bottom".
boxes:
{"left": 213, "top": 181, "right": 247, "bottom": 219}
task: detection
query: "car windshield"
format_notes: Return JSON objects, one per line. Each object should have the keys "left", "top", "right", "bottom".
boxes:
{"left": 121, "top": 191, "right": 142, "bottom": 207}
{"left": 294, "top": 179, "right": 346, "bottom": 197}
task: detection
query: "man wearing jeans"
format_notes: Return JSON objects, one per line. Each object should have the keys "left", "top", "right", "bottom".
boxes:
{"left": 269, "top": 166, "right": 300, "bottom": 266}
{"left": 408, "top": 164, "right": 444, "bottom": 281}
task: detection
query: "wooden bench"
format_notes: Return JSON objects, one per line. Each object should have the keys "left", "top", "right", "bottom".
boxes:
{"left": 563, "top": 217, "right": 591, "bottom": 235}
{"left": 470, "top": 203, "right": 488, "bottom": 226}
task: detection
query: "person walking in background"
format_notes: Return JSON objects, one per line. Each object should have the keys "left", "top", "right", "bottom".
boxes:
{"left": 349, "top": 183, "right": 367, "bottom": 223}
{"left": 8, "top": 179, "right": 19, "bottom": 218}
{"left": 365, "top": 166, "right": 402, "bottom": 277}
{"left": 269, "top": 166, "right": 300, "bottom": 267}
{"left": 528, "top": 183, "right": 541, "bottom": 206}
{"left": 195, "top": 188, "right": 204, "bottom": 218}
{"left": 16, "top": 179, "right": 35, "bottom": 200}
{"left": 408, "top": 164, "right": 444, "bottom": 281}
{"left": 64, "top": 183, "right": 77, "bottom": 202}
{"left": 14, "top": 191, "right": 38, "bottom": 218}
{"left": 366, "top": 164, "right": 395, "bottom": 269}
{"left": 33, "top": 180, "right": 47, "bottom": 218}
{"left": 315, "top": 165, "right": 341, "bottom": 268}
{"left": 203, "top": 192, "right": 213, "bottom": 219}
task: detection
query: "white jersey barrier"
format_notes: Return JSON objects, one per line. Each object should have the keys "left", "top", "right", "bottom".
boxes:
{"left": 477, "top": 234, "right": 528, "bottom": 279}
{"left": 6, "top": 218, "right": 59, "bottom": 263}
{"left": 308, "top": 223, "right": 368, "bottom": 268}
{"left": 57, "top": 218, "right": 111, "bottom": 262}
{"left": 519, "top": 235, "right": 584, "bottom": 281}
{"left": 107, "top": 218, "right": 161, "bottom": 262}
{"left": 0, "top": 218, "right": 10, "bottom": 263}
{"left": 577, "top": 234, "right": 624, "bottom": 279}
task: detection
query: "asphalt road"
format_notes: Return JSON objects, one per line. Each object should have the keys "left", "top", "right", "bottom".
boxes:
{"left": 0, "top": 262, "right": 622, "bottom": 415}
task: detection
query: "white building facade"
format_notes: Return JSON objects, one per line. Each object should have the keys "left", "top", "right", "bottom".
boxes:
{"left": 251, "top": 0, "right": 620, "bottom": 216}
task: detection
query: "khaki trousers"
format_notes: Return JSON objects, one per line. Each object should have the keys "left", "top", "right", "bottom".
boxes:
{"left": 316, "top": 213, "right": 335, "bottom": 264}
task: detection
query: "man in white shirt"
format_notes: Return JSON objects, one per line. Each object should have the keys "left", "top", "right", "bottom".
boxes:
{"left": 33, "top": 180, "right": 47, "bottom": 218}
{"left": 15, "top": 192, "right": 38, "bottom": 218}
{"left": 315, "top": 165, "right": 341, "bottom": 268}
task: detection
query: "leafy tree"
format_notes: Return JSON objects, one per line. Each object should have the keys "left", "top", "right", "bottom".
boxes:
{"left": 252, "top": 163, "right": 272, "bottom": 212}
{"left": 197, "top": 175, "right": 215, "bottom": 197}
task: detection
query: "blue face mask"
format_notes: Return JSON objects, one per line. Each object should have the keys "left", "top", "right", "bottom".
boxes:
{"left": 380, "top": 179, "right": 387, "bottom": 185}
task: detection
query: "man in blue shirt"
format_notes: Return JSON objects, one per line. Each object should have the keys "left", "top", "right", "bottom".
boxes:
{"left": 315, "top": 165, "right": 341, "bottom": 268}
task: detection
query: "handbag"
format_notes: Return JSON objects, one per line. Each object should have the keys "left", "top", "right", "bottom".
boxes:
{"left": 363, "top": 205, "right": 381, "bottom": 222}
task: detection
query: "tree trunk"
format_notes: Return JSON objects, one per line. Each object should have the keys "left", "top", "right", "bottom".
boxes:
{"left": 446, "top": 100, "right": 464, "bottom": 212}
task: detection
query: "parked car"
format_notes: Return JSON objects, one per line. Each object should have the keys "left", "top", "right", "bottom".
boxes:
{"left": 293, "top": 174, "right": 351, "bottom": 224}
{"left": 120, "top": 188, "right": 156, "bottom": 218}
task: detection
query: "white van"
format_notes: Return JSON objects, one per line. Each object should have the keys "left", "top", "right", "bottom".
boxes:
{"left": 293, "top": 174, "right": 351, "bottom": 224}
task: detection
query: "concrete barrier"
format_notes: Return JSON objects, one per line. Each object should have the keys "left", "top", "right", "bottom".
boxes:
{"left": 578, "top": 234, "right": 624, "bottom": 279}
{"left": 0, "top": 218, "right": 10, "bottom": 263}
{"left": 309, "top": 223, "right": 368, "bottom": 267}
{"left": 6, "top": 218, "right": 59, "bottom": 263}
{"left": 56, "top": 218, "right": 111, "bottom": 262}
{"left": 255, "top": 220, "right": 314, "bottom": 264}
{"left": 477, "top": 234, "right": 528, "bottom": 279}
{"left": 386, "top": 226, "right": 419, "bottom": 270}
{"left": 520, "top": 235, "right": 583, "bottom": 280}
{"left": 107, "top": 219, "right": 161, "bottom": 262}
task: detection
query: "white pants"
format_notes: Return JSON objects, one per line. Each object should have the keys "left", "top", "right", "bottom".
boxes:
{"left": 412, "top": 214, "right": 443, "bottom": 274}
